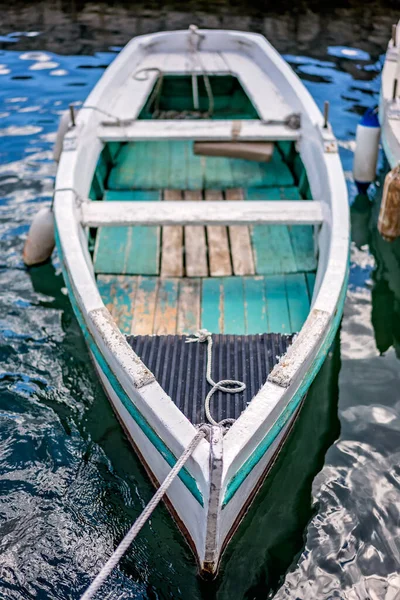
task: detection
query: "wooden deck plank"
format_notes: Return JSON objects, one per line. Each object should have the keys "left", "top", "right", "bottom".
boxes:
{"left": 223, "top": 277, "right": 246, "bottom": 334}
{"left": 94, "top": 223, "right": 129, "bottom": 275}
{"left": 204, "top": 155, "right": 233, "bottom": 189}
{"left": 169, "top": 141, "right": 187, "bottom": 189}
{"left": 201, "top": 278, "right": 223, "bottom": 333}
{"left": 94, "top": 190, "right": 160, "bottom": 275}
{"left": 225, "top": 188, "right": 255, "bottom": 276}
{"left": 183, "top": 190, "right": 208, "bottom": 277}
{"left": 243, "top": 276, "right": 268, "bottom": 334}
{"left": 153, "top": 278, "right": 179, "bottom": 334}
{"left": 246, "top": 186, "right": 297, "bottom": 275}
{"left": 306, "top": 272, "right": 316, "bottom": 302}
{"left": 123, "top": 190, "right": 160, "bottom": 275}
{"left": 187, "top": 145, "right": 204, "bottom": 190}
{"left": 205, "top": 190, "right": 232, "bottom": 276}
{"left": 285, "top": 273, "right": 310, "bottom": 332}
{"left": 177, "top": 278, "right": 201, "bottom": 334}
{"left": 161, "top": 190, "right": 183, "bottom": 277}
{"left": 112, "top": 275, "right": 138, "bottom": 334}
{"left": 283, "top": 185, "right": 317, "bottom": 273}
{"left": 131, "top": 276, "right": 158, "bottom": 335}
{"left": 264, "top": 275, "right": 291, "bottom": 334}
{"left": 96, "top": 274, "right": 117, "bottom": 314}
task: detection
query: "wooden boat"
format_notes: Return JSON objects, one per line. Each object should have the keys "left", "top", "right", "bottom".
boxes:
{"left": 379, "top": 22, "right": 400, "bottom": 167}
{"left": 53, "top": 27, "right": 349, "bottom": 576}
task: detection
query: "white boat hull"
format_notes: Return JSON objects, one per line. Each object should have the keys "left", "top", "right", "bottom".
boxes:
{"left": 52, "top": 27, "right": 350, "bottom": 577}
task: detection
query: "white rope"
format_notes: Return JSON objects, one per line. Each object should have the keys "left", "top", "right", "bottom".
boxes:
{"left": 80, "top": 427, "right": 208, "bottom": 600}
{"left": 186, "top": 329, "right": 246, "bottom": 427}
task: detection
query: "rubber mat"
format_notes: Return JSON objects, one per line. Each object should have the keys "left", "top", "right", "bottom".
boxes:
{"left": 126, "top": 333, "right": 294, "bottom": 424}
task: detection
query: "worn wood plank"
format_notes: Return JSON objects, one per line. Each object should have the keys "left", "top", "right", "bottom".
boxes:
{"left": 97, "top": 274, "right": 117, "bottom": 314}
{"left": 94, "top": 190, "right": 161, "bottom": 276}
{"left": 264, "top": 275, "right": 291, "bottom": 334}
{"left": 246, "top": 187, "right": 297, "bottom": 275}
{"left": 285, "top": 273, "right": 310, "bottom": 332}
{"left": 94, "top": 216, "right": 129, "bottom": 275}
{"left": 123, "top": 190, "right": 161, "bottom": 275}
{"left": 201, "top": 278, "right": 224, "bottom": 333}
{"left": 131, "top": 276, "right": 158, "bottom": 335}
{"left": 225, "top": 188, "right": 255, "bottom": 275}
{"left": 244, "top": 276, "right": 268, "bottom": 334}
{"left": 306, "top": 271, "right": 316, "bottom": 302}
{"left": 112, "top": 275, "right": 138, "bottom": 334}
{"left": 153, "top": 278, "right": 179, "bottom": 335}
{"left": 183, "top": 190, "right": 208, "bottom": 277}
{"left": 161, "top": 190, "right": 183, "bottom": 277}
{"left": 283, "top": 185, "right": 317, "bottom": 273}
{"left": 177, "top": 278, "right": 201, "bottom": 334}
{"left": 223, "top": 277, "right": 245, "bottom": 334}
{"left": 205, "top": 190, "right": 232, "bottom": 276}
{"left": 97, "top": 274, "right": 137, "bottom": 334}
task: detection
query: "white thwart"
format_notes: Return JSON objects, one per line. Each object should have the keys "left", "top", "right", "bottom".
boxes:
{"left": 80, "top": 200, "right": 325, "bottom": 227}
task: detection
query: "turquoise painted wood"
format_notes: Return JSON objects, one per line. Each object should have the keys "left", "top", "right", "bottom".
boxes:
{"left": 156, "top": 278, "right": 179, "bottom": 323}
{"left": 201, "top": 278, "right": 223, "bottom": 333}
{"left": 107, "top": 141, "right": 294, "bottom": 190}
{"left": 243, "top": 277, "right": 268, "bottom": 334}
{"left": 94, "top": 190, "right": 160, "bottom": 275}
{"left": 96, "top": 274, "right": 114, "bottom": 309}
{"left": 246, "top": 185, "right": 316, "bottom": 274}
{"left": 285, "top": 273, "right": 310, "bottom": 332}
{"left": 284, "top": 186, "right": 317, "bottom": 273}
{"left": 264, "top": 275, "right": 291, "bottom": 333}
{"left": 187, "top": 142, "right": 203, "bottom": 189}
{"left": 246, "top": 186, "right": 296, "bottom": 275}
{"left": 306, "top": 272, "right": 316, "bottom": 301}
{"left": 223, "top": 277, "right": 246, "bottom": 334}
{"left": 113, "top": 276, "right": 137, "bottom": 335}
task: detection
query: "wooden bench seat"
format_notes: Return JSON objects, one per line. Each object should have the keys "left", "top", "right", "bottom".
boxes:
{"left": 93, "top": 187, "right": 318, "bottom": 277}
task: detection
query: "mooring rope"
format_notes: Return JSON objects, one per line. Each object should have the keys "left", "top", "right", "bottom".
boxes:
{"left": 186, "top": 329, "right": 246, "bottom": 428}
{"left": 80, "top": 426, "right": 209, "bottom": 600}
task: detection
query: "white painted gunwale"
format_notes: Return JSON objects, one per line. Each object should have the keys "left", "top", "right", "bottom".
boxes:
{"left": 54, "top": 28, "right": 349, "bottom": 570}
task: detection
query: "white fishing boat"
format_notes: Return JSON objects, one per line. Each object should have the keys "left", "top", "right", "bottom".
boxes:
{"left": 45, "top": 27, "right": 349, "bottom": 577}
{"left": 379, "top": 21, "right": 400, "bottom": 167}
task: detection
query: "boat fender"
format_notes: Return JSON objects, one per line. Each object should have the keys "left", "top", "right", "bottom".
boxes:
{"left": 53, "top": 109, "right": 74, "bottom": 163}
{"left": 23, "top": 207, "right": 55, "bottom": 266}
{"left": 378, "top": 164, "right": 400, "bottom": 241}
{"left": 353, "top": 107, "right": 381, "bottom": 193}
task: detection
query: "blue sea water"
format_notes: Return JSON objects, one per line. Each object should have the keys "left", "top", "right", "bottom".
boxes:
{"left": 0, "top": 9, "right": 399, "bottom": 600}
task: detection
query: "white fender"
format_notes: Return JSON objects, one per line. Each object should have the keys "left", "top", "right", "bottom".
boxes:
{"left": 23, "top": 207, "right": 55, "bottom": 266}
{"left": 353, "top": 108, "right": 381, "bottom": 193}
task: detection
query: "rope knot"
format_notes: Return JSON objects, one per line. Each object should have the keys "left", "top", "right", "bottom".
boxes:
{"left": 185, "top": 328, "right": 211, "bottom": 344}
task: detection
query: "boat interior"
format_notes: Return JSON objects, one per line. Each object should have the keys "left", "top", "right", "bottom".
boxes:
{"left": 87, "top": 74, "right": 318, "bottom": 424}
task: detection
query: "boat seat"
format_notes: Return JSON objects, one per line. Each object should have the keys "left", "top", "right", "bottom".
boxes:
{"left": 126, "top": 333, "right": 294, "bottom": 424}
{"left": 93, "top": 187, "right": 317, "bottom": 277}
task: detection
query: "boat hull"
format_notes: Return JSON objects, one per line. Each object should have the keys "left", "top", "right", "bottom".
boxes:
{"left": 90, "top": 348, "right": 305, "bottom": 576}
